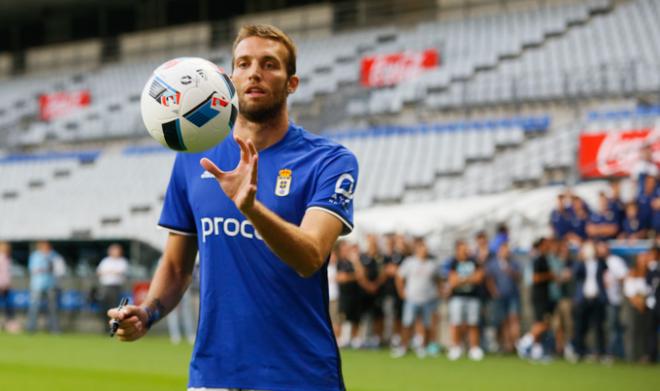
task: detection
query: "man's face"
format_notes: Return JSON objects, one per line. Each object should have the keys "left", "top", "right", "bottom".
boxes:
{"left": 537, "top": 239, "right": 547, "bottom": 254}
{"left": 572, "top": 197, "right": 584, "bottom": 212}
{"left": 610, "top": 181, "right": 620, "bottom": 197}
{"left": 595, "top": 242, "right": 609, "bottom": 258}
{"left": 231, "top": 37, "right": 297, "bottom": 123}
{"left": 415, "top": 241, "right": 428, "bottom": 259}
{"left": 456, "top": 242, "right": 468, "bottom": 260}
{"left": 557, "top": 195, "right": 565, "bottom": 209}
{"left": 109, "top": 245, "right": 122, "bottom": 258}
{"left": 498, "top": 243, "right": 509, "bottom": 259}
{"left": 385, "top": 235, "right": 395, "bottom": 253}
{"left": 476, "top": 235, "right": 487, "bottom": 248}
{"left": 37, "top": 241, "right": 51, "bottom": 253}
{"left": 394, "top": 235, "right": 408, "bottom": 253}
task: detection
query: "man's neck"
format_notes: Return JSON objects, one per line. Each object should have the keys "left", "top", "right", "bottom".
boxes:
{"left": 233, "top": 110, "right": 290, "bottom": 151}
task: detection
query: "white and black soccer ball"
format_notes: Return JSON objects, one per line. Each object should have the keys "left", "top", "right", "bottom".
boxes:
{"left": 140, "top": 57, "right": 238, "bottom": 153}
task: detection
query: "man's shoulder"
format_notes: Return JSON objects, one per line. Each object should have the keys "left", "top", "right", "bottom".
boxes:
{"left": 295, "top": 125, "right": 356, "bottom": 160}
{"left": 398, "top": 256, "right": 413, "bottom": 269}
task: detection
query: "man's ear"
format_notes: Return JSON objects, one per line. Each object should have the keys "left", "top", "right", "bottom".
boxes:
{"left": 287, "top": 75, "right": 300, "bottom": 94}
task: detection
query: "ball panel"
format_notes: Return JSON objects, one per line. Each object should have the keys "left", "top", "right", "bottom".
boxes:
{"left": 161, "top": 119, "right": 187, "bottom": 151}
{"left": 140, "top": 57, "right": 238, "bottom": 153}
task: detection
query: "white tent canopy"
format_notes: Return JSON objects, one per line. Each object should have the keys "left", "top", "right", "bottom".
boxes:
{"left": 351, "top": 179, "right": 626, "bottom": 253}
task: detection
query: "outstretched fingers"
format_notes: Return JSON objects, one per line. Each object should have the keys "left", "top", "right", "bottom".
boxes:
{"left": 246, "top": 139, "right": 258, "bottom": 158}
{"left": 246, "top": 139, "right": 259, "bottom": 185}
{"left": 250, "top": 154, "right": 259, "bottom": 186}
{"left": 235, "top": 136, "right": 250, "bottom": 163}
{"left": 200, "top": 158, "right": 226, "bottom": 179}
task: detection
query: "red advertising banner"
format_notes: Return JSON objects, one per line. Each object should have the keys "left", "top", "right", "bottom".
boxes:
{"left": 360, "top": 48, "right": 440, "bottom": 87}
{"left": 39, "top": 90, "right": 91, "bottom": 121}
{"left": 579, "top": 128, "right": 660, "bottom": 177}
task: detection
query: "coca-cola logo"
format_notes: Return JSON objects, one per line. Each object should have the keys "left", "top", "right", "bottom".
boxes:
{"left": 594, "top": 128, "right": 659, "bottom": 175}
{"left": 39, "top": 90, "right": 91, "bottom": 121}
{"left": 361, "top": 49, "right": 439, "bottom": 87}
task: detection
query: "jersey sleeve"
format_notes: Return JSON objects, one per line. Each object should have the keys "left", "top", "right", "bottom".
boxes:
{"left": 158, "top": 154, "right": 197, "bottom": 235}
{"left": 306, "top": 151, "right": 359, "bottom": 235}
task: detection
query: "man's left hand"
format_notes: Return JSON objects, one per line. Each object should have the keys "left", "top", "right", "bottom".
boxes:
{"left": 200, "top": 136, "right": 259, "bottom": 214}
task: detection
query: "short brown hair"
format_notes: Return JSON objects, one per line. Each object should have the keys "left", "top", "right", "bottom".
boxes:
{"left": 232, "top": 24, "right": 297, "bottom": 77}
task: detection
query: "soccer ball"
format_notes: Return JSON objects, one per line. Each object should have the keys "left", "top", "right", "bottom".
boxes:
{"left": 140, "top": 57, "right": 238, "bottom": 153}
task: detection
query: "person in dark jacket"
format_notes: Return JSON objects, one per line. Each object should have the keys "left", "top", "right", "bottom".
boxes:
{"left": 572, "top": 240, "right": 609, "bottom": 360}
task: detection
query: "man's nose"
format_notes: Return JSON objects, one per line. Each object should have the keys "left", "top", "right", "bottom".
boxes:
{"left": 247, "top": 64, "right": 262, "bottom": 81}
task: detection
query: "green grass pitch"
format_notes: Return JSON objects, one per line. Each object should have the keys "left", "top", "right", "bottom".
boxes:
{"left": 0, "top": 333, "right": 658, "bottom": 391}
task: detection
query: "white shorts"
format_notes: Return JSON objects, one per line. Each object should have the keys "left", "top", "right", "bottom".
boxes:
{"left": 448, "top": 296, "right": 481, "bottom": 326}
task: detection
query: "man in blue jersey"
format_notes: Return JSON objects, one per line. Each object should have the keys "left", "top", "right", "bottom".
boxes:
{"left": 108, "top": 24, "right": 357, "bottom": 391}
{"left": 550, "top": 194, "right": 572, "bottom": 239}
{"left": 586, "top": 192, "right": 619, "bottom": 241}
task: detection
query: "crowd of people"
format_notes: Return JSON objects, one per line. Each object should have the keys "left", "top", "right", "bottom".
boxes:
{"left": 328, "top": 227, "right": 659, "bottom": 363}
{"left": 1, "top": 225, "right": 659, "bottom": 365}
{"left": 1, "top": 201, "right": 659, "bottom": 364}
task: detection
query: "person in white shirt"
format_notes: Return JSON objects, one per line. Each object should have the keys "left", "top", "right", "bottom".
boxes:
{"left": 391, "top": 238, "right": 442, "bottom": 359}
{"left": 599, "top": 242, "right": 628, "bottom": 359}
{"left": 96, "top": 244, "right": 129, "bottom": 331}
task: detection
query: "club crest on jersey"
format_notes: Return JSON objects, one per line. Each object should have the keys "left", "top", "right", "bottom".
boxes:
{"left": 275, "top": 169, "right": 292, "bottom": 197}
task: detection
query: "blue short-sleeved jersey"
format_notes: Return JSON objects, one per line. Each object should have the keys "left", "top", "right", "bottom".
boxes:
{"left": 158, "top": 123, "right": 357, "bottom": 391}
{"left": 569, "top": 214, "right": 588, "bottom": 240}
{"left": 588, "top": 211, "right": 618, "bottom": 240}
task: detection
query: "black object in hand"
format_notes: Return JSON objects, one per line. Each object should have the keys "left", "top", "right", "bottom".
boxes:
{"left": 109, "top": 297, "right": 129, "bottom": 337}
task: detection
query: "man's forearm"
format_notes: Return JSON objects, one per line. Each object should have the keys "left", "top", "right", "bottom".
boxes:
{"left": 244, "top": 201, "right": 326, "bottom": 277}
{"left": 142, "top": 258, "right": 193, "bottom": 324}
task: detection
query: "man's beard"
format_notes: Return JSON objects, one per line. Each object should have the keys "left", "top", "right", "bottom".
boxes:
{"left": 238, "top": 86, "right": 288, "bottom": 123}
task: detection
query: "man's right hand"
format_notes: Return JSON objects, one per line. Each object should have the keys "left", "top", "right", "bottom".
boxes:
{"left": 107, "top": 305, "right": 149, "bottom": 342}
